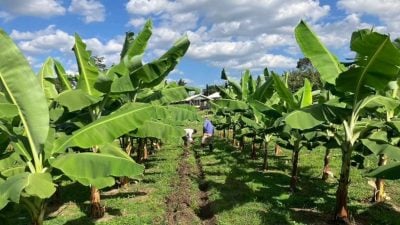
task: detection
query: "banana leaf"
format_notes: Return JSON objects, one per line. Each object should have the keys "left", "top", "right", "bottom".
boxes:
{"left": 295, "top": 20, "right": 345, "bottom": 84}
{"left": 73, "top": 34, "right": 102, "bottom": 97}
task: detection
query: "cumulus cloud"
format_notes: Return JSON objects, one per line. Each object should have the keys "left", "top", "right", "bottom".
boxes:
{"left": 126, "top": 0, "right": 170, "bottom": 15}
{"left": 13, "top": 27, "right": 74, "bottom": 54}
{"left": 337, "top": 0, "right": 400, "bottom": 37}
{"left": 10, "top": 26, "right": 124, "bottom": 72}
{"left": 125, "top": 0, "right": 331, "bottom": 71}
{"left": 188, "top": 41, "right": 256, "bottom": 60}
{"left": 211, "top": 53, "right": 297, "bottom": 71}
{"left": 84, "top": 38, "right": 123, "bottom": 65}
{"left": 68, "top": 0, "right": 105, "bottom": 23}
{"left": 0, "top": 0, "right": 65, "bottom": 19}
{"left": 129, "top": 18, "right": 147, "bottom": 28}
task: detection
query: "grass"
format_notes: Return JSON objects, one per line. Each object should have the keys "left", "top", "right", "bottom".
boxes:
{"left": 196, "top": 137, "right": 400, "bottom": 225}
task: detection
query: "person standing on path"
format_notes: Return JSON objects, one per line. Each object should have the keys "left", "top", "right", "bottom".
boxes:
{"left": 183, "top": 128, "right": 197, "bottom": 147}
{"left": 202, "top": 116, "right": 214, "bottom": 151}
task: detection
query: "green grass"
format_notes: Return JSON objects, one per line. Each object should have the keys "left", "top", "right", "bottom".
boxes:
{"left": 196, "top": 137, "right": 400, "bottom": 225}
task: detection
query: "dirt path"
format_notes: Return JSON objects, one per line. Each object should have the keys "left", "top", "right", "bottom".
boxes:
{"left": 194, "top": 149, "right": 216, "bottom": 225}
{"left": 166, "top": 146, "right": 216, "bottom": 225}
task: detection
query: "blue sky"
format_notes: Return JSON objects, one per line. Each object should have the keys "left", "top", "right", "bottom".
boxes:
{"left": 0, "top": 0, "right": 399, "bottom": 89}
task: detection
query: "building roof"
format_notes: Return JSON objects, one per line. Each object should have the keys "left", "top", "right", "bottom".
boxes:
{"left": 207, "top": 92, "right": 221, "bottom": 99}
{"left": 184, "top": 94, "right": 211, "bottom": 101}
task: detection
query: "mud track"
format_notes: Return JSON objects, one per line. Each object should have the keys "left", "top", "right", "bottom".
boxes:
{"left": 166, "top": 146, "right": 216, "bottom": 225}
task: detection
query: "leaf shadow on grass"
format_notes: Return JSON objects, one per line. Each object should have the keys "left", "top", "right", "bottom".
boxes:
{"left": 61, "top": 217, "right": 95, "bottom": 225}
{"left": 352, "top": 202, "right": 400, "bottom": 225}
{"left": 200, "top": 138, "right": 339, "bottom": 225}
{"left": 143, "top": 157, "right": 167, "bottom": 169}
{"left": 45, "top": 181, "right": 150, "bottom": 224}
{"left": 101, "top": 191, "right": 147, "bottom": 200}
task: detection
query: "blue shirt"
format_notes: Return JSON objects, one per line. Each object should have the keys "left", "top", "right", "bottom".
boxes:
{"left": 203, "top": 119, "right": 214, "bottom": 134}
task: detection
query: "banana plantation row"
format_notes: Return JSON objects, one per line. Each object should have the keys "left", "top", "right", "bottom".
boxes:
{"left": 210, "top": 21, "right": 400, "bottom": 224}
{"left": 0, "top": 18, "right": 399, "bottom": 225}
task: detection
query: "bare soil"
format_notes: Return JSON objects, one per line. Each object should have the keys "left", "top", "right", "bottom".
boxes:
{"left": 166, "top": 146, "right": 216, "bottom": 225}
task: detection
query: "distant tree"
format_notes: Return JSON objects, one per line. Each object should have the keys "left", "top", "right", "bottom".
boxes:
{"left": 287, "top": 57, "right": 323, "bottom": 92}
{"left": 177, "top": 78, "right": 187, "bottom": 86}
{"left": 91, "top": 55, "right": 107, "bottom": 72}
{"left": 203, "top": 84, "right": 222, "bottom": 95}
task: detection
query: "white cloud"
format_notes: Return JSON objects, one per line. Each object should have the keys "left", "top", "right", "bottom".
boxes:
{"left": 15, "top": 28, "right": 74, "bottom": 54}
{"left": 212, "top": 53, "right": 297, "bottom": 71}
{"left": 188, "top": 41, "right": 255, "bottom": 60}
{"left": 0, "top": 0, "right": 65, "bottom": 19}
{"left": 337, "top": 0, "right": 400, "bottom": 37}
{"left": 11, "top": 25, "right": 58, "bottom": 40}
{"left": 338, "top": 0, "right": 400, "bottom": 17}
{"left": 10, "top": 26, "right": 124, "bottom": 73}
{"left": 309, "top": 13, "right": 386, "bottom": 57}
{"left": 170, "top": 69, "right": 184, "bottom": 76}
{"left": 125, "top": 0, "right": 331, "bottom": 72}
{"left": 84, "top": 38, "right": 123, "bottom": 65}
{"left": 68, "top": 0, "right": 105, "bottom": 23}
{"left": 126, "top": 0, "right": 170, "bottom": 15}
{"left": 129, "top": 18, "right": 147, "bottom": 28}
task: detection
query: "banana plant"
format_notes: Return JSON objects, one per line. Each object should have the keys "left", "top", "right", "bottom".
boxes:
{"left": 213, "top": 68, "right": 280, "bottom": 169}
{"left": 360, "top": 81, "right": 400, "bottom": 202}
{"left": 106, "top": 21, "right": 194, "bottom": 161}
{"left": 272, "top": 73, "right": 321, "bottom": 192}
{"left": 287, "top": 21, "right": 400, "bottom": 223}
{"left": 29, "top": 19, "right": 192, "bottom": 219}
{"left": 0, "top": 29, "right": 171, "bottom": 225}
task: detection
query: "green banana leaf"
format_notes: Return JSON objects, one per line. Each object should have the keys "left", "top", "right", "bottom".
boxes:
{"left": 251, "top": 76, "right": 274, "bottom": 103}
{"left": 122, "top": 20, "right": 152, "bottom": 71}
{"left": 295, "top": 20, "right": 345, "bottom": 84}
{"left": 0, "top": 152, "right": 25, "bottom": 177}
{"left": 38, "top": 57, "right": 58, "bottom": 101}
{"left": 52, "top": 103, "right": 166, "bottom": 152}
{"left": 99, "top": 143, "right": 133, "bottom": 160}
{"left": 138, "top": 86, "right": 188, "bottom": 105}
{"left": 366, "top": 162, "right": 400, "bottom": 180}
{"left": 0, "top": 103, "right": 18, "bottom": 119}
{"left": 24, "top": 172, "right": 56, "bottom": 199}
{"left": 241, "top": 69, "right": 250, "bottom": 101}
{"left": 240, "top": 116, "right": 262, "bottom": 129}
{"left": 112, "top": 35, "right": 190, "bottom": 91}
{"left": 0, "top": 29, "right": 49, "bottom": 158}
{"left": 354, "top": 95, "right": 400, "bottom": 115}
{"left": 165, "top": 105, "right": 201, "bottom": 122}
{"left": 336, "top": 31, "right": 400, "bottom": 100}
{"left": 216, "top": 85, "right": 236, "bottom": 99}
{"left": 0, "top": 172, "right": 29, "bottom": 209}
{"left": 361, "top": 139, "right": 400, "bottom": 159}
{"left": 53, "top": 59, "right": 73, "bottom": 91}
{"left": 51, "top": 152, "right": 144, "bottom": 189}
{"left": 272, "top": 73, "right": 298, "bottom": 110}
{"left": 73, "top": 34, "right": 102, "bottom": 97}
{"left": 140, "top": 35, "right": 190, "bottom": 88}
{"left": 388, "top": 119, "right": 400, "bottom": 133}
{"left": 284, "top": 104, "right": 325, "bottom": 130}
{"left": 368, "top": 130, "right": 388, "bottom": 142}
{"left": 110, "top": 72, "right": 137, "bottom": 93}
{"left": 134, "top": 120, "right": 185, "bottom": 141}
{"left": 221, "top": 68, "right": 242, "bottom": 100}
{"left": 300, "top": 78, "right": 312, "bottom": 108}
{"left": 55, "top": 89, "right": 102, "bottom": 112}
{"left": 120, "top": 32, "right": 135, "bottom": 61}
{"left": 213, "top": 99, "right": 249, "bottom": 111}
